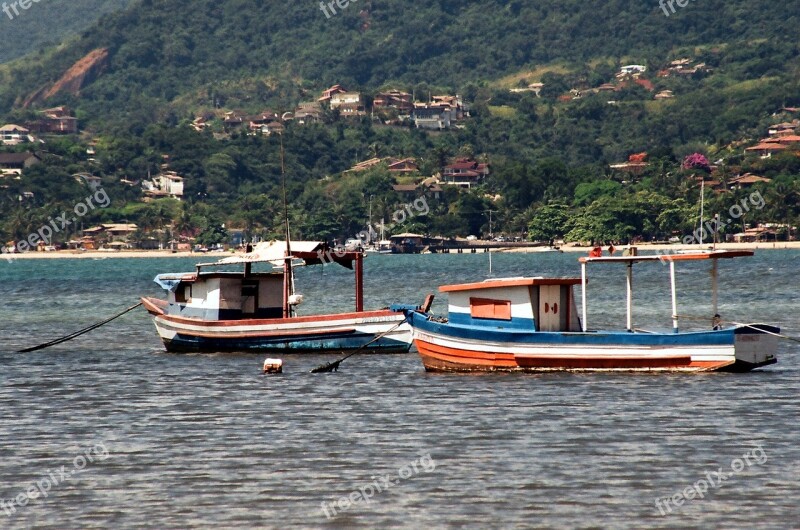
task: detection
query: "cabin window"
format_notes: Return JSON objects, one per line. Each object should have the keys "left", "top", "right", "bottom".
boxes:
{"left": 469, "top": 297, "right": 512, "bottom": 321}
{"left": 242, "top": 280, "right": 258, "bottom": 315}
{"left": 175, "top": 284, "right": 191, "bottom": 303}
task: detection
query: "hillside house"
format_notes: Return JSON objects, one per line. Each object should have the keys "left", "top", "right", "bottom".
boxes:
{"left": 294, "top": 102, "right": 322, "bottom": 124}
{"left": 387, "top": 158, "right": 419, "bottom": 174}
{"left": 0, "top": 152, "right": 41, "bottom": 177}
{"left": 72, "top": 172, "right": 103, "bottom": 188}
{"left": 728, "top": 174, "right": 772, "bottom": 189}
{"left": 413, "top": 107, "right": 452, "bottom": 130}
{"left": 618, "top": 65, "right": 647, "bottom": 76}
{"left": 81, "top": 224, "right": 138, "bottom": 249}
{"left": 373, "top": 90, "right": 413, "bottom": 114}
{"left": 442, "top": 159, "right": 490, "bottom": 188}
{"left": 345, "top": 158, "right": 384, "bottom": 173}
{"left": 223, "top": 112, "right": 246, "bottom": 131}
{"left": 430, "top": 95, "right": 468, "bottom": 119}
{"left": 768, "top": 121, "right": 799, "bottom": 136}
{"left": 142, "top": 171, "right": 185, "bottom": 200}
{"left": 745, "top": 142, "right": 789, "bottom": 159}
{"left": 330, "top": 92, "right": 366, "bottom": 117}
{"left": 768, "top": 134, "right": 800, "bottom": 145}
{"left": 250, "top": 121, "right": 284, "bottom": 136}
{"left": 319, "top": 84, "right": 347, "bottom": 103}
{"left": 0, "top": 124, "right": 32, "bottom": 145}
{"left": 37, "top": 106, "right": 78, "bottom": 134}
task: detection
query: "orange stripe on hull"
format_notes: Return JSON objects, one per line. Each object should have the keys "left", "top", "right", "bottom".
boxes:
{"left": 515, "top": 355, "right": 690, "bottom": 370}
{"left": 415, "top": 339, "right": 735, "bottom": 373}
{"left": 414, "top": 339, "right": 517, "bottom": 368}
{"left": 685, "top": 360, "right": 736, "bottom": 371}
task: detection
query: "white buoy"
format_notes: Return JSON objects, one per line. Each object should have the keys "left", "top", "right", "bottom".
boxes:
{"left": 263, "top": 358, "right": 283, "bottom": 374}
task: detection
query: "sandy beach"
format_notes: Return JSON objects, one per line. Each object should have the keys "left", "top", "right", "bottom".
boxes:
{"left": 2, "top": 249, "right": 203, "bottom": 260}
{"left": 2, "top": 241, "right": 799, "bottom": 260}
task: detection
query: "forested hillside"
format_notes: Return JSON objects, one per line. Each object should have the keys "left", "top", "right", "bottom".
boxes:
{"left": 2, "top": 0, "right": 800, "bottom": 125}
{"left": 0, "top": 0, "right": 133, "bottom": 63}
{"left": 1, "top": 0, "right": 799, "bottom": 248}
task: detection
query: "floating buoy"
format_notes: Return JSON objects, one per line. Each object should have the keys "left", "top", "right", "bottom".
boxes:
{"left": 263, "top": 358, "right": 283, "bottom": 374}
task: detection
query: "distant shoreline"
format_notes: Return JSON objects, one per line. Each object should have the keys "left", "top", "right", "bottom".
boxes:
{"left": 2, "top": 250, "right": 202, "bottom": 260}
{"left": 529, "top": 241, "right": 800, "bottom": 253}
{"left": 2, "top": 241, "right": 798, "bottom": 261}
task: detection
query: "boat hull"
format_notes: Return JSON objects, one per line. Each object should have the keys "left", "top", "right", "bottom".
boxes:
{"left": 143, "top": 297, "right": 412, "bottom": 354}
{"left": 408, "top": 313, "right": 778, "bottom": 373}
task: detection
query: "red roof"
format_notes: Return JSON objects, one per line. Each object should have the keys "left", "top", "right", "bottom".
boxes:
{"left": 730, "top": 174, "right": 771, "bottom": 184}
{"left": 746, "top": 142, "right": 788, "bottom": 151}
{"left": 446, "top": 162, "right": 478, "bottom": 170}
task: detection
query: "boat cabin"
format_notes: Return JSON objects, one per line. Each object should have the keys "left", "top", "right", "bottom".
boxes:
{"left": 440, "top": 277, "right": 583, "bottom": 332}
{"left": 155, "top": 271, "right": 286, "bottom": 320}
{"left": 152, "top": 240, "right": 365, "bottom": 321}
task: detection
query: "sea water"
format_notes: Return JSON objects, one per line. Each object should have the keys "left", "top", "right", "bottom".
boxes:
{"left": 0, "top": 251, "right": 798, "bottom": 528}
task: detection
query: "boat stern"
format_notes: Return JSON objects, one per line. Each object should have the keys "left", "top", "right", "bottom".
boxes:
{"left": 727, "top": 324, "right": 779, "bottom": 372}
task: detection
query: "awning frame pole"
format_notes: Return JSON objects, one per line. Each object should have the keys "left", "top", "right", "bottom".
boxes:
{"left": 711, "top": 258, "right": 719, "bottom": 317}
{"left": 581, "top": 262, "right": 588, "bottom": 332}
{"left": 670, "top": 260, "right": 679, "bottom": 333}
{"left": 626, "top": 262, "right": 633, "bottom": 331}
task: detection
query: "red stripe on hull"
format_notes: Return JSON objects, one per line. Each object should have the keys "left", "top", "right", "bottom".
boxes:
{"left": 515, "top": 355, "right": 690, "bottom": 369}
{"left": 155, "top": 321, "right": 356, "bottom": 340}
{"left": 415, "top": 339, "right": 735, "bottom": 373}
{"left": 154, "top": 306, "right": 401, "bottom": 327}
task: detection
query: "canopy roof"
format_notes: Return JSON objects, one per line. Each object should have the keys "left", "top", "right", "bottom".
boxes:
{"left": 440, "top": 277, "right": 583, "bottom": 293}
{"left": 199, "top": 240, "right": 361, "bottom": 269}
{"left": 579, "top": 250, "right": 753, "bottom": 264}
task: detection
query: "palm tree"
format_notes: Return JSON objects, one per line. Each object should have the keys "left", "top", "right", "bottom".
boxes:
{"left": 173, "top": 203, "right": 196, "bottom": 238}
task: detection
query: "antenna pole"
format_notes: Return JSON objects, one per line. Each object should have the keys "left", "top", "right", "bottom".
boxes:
{"left": 280, "top": 135, "right": 294, "bottom": 318}
{"left": 698, "top": 180, "right": 705, "bottom": 245}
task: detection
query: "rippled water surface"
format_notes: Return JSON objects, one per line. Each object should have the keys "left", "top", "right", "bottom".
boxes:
{"left": 1, "top": 251, "right": 798, "bottom": 529}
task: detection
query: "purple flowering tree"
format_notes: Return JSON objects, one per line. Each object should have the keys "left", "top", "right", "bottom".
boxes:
{"left": 681, "top": 153, "right": 711, "bottom": 173}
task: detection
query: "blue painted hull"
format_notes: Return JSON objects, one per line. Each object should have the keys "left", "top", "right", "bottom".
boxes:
{"left": 403, "top": 311, "right": 778, "bottom": 373}
{"left": 163, "top": 331, "right": 411, "bottom": 354}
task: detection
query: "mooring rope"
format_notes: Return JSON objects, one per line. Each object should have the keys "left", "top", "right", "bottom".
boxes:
{"left": 675, "top": 314, "right": 800, "bottom": 344}
{"left": 17, "top": 302, "right": 143, "bottom": 353}
{"left": 310, "top": 317, "right": 408, "bottom": 373}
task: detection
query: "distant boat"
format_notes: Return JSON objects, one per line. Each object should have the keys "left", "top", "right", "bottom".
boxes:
{"left": 394, "top": 250, "right": 778, "bottom": 373}
{"left": 530, "top": 246, "right": 561, "bottom": 253}
{"left": 142, "top": 241, "right": 412, "bottom": 353}
{"left": 367, "top": 240, "right": 393, "bottom": 254}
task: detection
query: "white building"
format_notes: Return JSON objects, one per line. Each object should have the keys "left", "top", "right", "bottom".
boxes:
{"left": 619, "top": 65, "right": 647, "bottom": 75}
{"left": 0, "top": 124, "right": 32, "bottom": 145}
{"left": 143, "top": 171, "right": 185, "bottom": 200}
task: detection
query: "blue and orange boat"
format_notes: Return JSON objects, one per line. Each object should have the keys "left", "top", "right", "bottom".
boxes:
{"left": 395, "top": 250, "right": 778, "bottom": 373}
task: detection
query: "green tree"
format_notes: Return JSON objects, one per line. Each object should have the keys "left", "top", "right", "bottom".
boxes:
{"left": 528, "top": 204, "right": 571, "bottom": 242}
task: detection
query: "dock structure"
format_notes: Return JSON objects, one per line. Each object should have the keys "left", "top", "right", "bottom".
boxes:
{"left": 390, "top": 234, "right": 559, "bottom": 254}
{"left": 431, "top": 242, "right": 557, "bottom": 253}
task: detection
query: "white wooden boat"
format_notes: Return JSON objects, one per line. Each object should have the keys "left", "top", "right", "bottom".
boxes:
{"left": 142, "top": 241, "right": 412, "bottom": 353}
